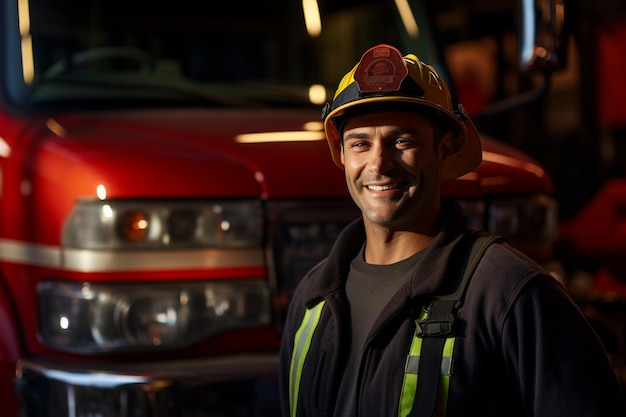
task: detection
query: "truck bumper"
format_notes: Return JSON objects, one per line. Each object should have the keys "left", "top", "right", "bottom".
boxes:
{"left": 14, "top": 353, "right": 280, "bottom": 417}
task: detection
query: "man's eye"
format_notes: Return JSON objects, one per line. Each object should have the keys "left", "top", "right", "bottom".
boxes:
{"left": 349, "top": 141, "right": 368, "bottom": 148}
{"left": 394, "top": 138, "right": 415, "bottom": 148}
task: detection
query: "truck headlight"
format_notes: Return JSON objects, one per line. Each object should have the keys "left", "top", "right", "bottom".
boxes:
{"left": 458, "top": 195, "right": 559, "bottom": 264}
{"left": 488, "top": 195, "right": 558, "bottom": 240}
{"left": 38, "top": 280, "right": 271, "bottom": 353}
{"left": 62, "top": 199, "right": 263, "bottom": 249}
{"left": 458, "top": 194, "right": 558, "bottom": 240}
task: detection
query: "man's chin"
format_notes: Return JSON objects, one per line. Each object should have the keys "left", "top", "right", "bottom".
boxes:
{"left": 362, "top": 207, "right": 402, "bottom": 227}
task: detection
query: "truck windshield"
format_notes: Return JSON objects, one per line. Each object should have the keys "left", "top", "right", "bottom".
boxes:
{"left": 2, "top": 0, "right": 447, "bottom": 111}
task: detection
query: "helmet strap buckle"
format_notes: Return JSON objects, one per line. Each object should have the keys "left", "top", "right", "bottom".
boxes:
{"left": 454, "top": 104, "right": 468, "bottom": 121}
{"left": 321, "top": 102, "right": 332, "bottom": 121}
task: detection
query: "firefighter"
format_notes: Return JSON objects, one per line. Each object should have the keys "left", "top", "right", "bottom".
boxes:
{"left": 279, "top": 44, "right": 625, "bottom": 417}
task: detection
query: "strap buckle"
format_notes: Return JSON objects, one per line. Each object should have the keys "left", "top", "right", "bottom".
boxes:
{"left": 415, "top": 316, "right": 457, "bottom": 338}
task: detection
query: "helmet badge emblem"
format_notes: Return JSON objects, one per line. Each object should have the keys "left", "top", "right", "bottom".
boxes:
{"left": 354, "top": 44, "right": 408, "bottom": 93}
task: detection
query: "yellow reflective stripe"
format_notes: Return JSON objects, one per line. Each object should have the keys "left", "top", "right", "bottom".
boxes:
{"left": 398, "top": 310, "right": 457, "bottom": 417}
{"left": 399, "top": 309, "right": 426, "bottom": 417}
{"left": 441, "top": 335, "right": 455, "bottom": 375}
{"left": 439, "top": 336, "right": 456, "bottom": 415}
{"left": 289, "top": 300, "right": 325, "bottom": 417}
{"left": 399, "top": 332, "right": 423, "bottom": 417}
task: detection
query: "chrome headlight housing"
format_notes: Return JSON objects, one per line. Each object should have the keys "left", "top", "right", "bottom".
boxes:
{"left": 458, "top": 194, "right": 559, "bottom": 241}
{"left": 62, "top": 199, "right": 263, "bottom": 250}
{"left": 488, "top": 195, "right": 558, "bottom": 240}
{"left": 38, "top": 280, "right": 271, "bottom": 353}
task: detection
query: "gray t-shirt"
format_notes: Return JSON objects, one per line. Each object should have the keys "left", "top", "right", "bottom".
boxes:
{"left": 334, "top": 244, "right": 425, "bottom": 416}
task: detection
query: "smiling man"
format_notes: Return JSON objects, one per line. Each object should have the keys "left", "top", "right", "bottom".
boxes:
{"left": 341, "top": 111, "right": 451, "bottom": 264}
{"left": 279, "top": 44, "right": 624, "bottom": 417}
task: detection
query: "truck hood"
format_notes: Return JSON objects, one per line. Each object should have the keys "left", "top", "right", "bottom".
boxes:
{"left": 35, "top": 108, "right": 346, "bottom": 200}
{"left": 442, "top": 132, "right": 553, "bottom": 197}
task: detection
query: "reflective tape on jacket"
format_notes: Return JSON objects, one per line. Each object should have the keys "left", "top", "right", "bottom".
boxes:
{"left": 289, "top": 300, "right": 326, "bottom": 417}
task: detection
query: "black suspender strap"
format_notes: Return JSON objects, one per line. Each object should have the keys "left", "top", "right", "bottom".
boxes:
{"left": 411, "top": 298, "right": 455, "bottom": 417}
{"left": 409, "top": 231, "right": 502, "bottom": 417}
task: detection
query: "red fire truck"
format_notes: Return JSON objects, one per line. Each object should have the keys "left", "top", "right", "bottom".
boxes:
{"left": 0, "top": 0, "right": 561, "bottom": 415}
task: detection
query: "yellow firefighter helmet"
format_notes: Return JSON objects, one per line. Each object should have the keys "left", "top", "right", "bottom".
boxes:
{"left": 322, "top": 44, "right": 482, "bottom": 180}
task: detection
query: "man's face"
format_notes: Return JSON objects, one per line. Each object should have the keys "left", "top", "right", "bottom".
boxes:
{"left": 340, "top": 111, "right": 454, "bottom": 230}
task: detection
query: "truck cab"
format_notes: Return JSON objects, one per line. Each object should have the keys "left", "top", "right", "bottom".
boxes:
{"left": 0, "top": 0, "right": 559, "bottom": 415}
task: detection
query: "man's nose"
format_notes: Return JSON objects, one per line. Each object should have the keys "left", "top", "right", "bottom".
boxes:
{"left": 368, "top": 144, "right": 395, "bottom": 174}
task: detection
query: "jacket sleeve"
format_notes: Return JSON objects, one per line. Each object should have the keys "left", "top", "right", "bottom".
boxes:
{"left": 500, "top": 274, "right": 625, "bottom": 416}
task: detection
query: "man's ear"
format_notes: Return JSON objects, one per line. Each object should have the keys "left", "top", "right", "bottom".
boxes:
{"left": 340, "top": 145, "right": 345, "bottom": 165}
{"left": 437, "top": 131, "right": 457, "bottom": 179}
{"left": 438, "top": 130, "right": 456, "bottom": 162}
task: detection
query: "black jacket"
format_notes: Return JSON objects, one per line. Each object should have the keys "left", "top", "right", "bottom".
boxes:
{"left": 279, "top": 199, "right": 625, "bottom": 417}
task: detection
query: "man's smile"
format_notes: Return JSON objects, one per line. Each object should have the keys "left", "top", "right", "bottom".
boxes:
{"left": 363, "top": 178, "right": 415, "bottom": 193}
{"left": 365, "top": 182, "right": 402, "bottom": 191}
